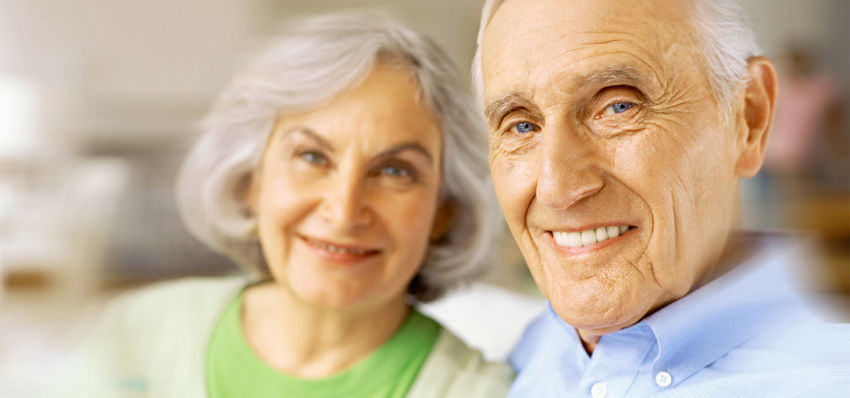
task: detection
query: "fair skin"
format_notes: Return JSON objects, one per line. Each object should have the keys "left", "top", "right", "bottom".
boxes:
{"left": 481, "top": 0, "right": 777, "bottom": 353}
{"left": 243, "top": 63, "right": 446, "bottom": 377}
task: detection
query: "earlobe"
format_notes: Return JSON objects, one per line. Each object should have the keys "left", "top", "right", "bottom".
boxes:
{"left": 430, "top": 199, "right": 456, "bottom": 242}
{"left": 242, "top": 173, "right": 258, "bottom": 216}
{"left": 735, "top": 56, "right": 778, "bottom": 177}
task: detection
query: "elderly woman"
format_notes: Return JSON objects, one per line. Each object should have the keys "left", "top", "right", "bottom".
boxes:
{"left": 70, "top": 13, "right": 511, "bottom": 398}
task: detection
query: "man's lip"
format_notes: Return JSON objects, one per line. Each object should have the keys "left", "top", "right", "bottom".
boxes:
{"left": 299, "top": 235, "right": 382, "bottom": 262}
{"left": 540, "top": 221, "right": 635, "bottom": 233}
{"left": 543, "top": 226, "right": 637, "bottom": 255}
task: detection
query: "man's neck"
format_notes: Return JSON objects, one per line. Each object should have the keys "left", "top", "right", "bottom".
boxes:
{"left": 578, "top": 332, "right": 599, "bottom": 354}
{"left": 574, "top": 231, "right": 762, "bottom": 356}
{"left": 700, "top": 231, "right": 761, "bottom": 286}
{"left": 575, "top": 314, "right": 643, "bottom": 356}
{"left": 241, "top": 282, "right": 409, "bottom": 378}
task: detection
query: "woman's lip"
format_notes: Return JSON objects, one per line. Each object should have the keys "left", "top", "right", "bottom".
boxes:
{"left": 299, "top": 235, "right": 381, "bottom": 263}
{"left": 545, "top": 227, "right": 636, "bottom": 255}
{"left": 301, "top": 235, "right": 380, "bottom": 252}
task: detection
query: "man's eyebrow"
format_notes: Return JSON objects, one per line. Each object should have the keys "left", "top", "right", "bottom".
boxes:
{"left": 374, "top": 142, "right": 433, "bottom": 165}
{"left": 484, "top": 93, "right": 537, "bottom": 128}
{"left": 279, "top": 127, "right": 334, "bottom": 151}
{"left": 572, "top": 65, "right": 647, "bottom": 90}
{"left": 483, "top": 66, "right": 650, "bottom": 127}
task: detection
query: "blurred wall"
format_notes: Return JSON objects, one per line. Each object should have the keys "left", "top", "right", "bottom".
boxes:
{"left": 0, "top": 0, "right": 483, "bottom": 151}
{"left": 745, "top": 0, "right": 849, "bottom": 76}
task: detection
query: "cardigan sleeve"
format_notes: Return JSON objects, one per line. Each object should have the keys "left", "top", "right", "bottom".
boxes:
{"left": 51, "top": 276, "right": 246, "bottom": 398}
{"left": 407, "top": 328, "right": 515, "bottom": 398}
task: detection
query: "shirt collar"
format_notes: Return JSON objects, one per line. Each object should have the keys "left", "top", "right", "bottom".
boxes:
{"left": 642, "top": 232, "right": 808, "bottom": 387}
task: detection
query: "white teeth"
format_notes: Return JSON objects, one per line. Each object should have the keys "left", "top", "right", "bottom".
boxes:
{"left": 566, "top": 232, "right": 582, "bottom": 247}
{"left": 310, "top": 239, "right": 370, "bottom": 255}
{"left": 581, "top": 230, "right": 596, "bottom": 246}
{"left": 552, "top": 231, "right": 582, "bottom": 248}
{"left": 552, "top": 225, "right": 631, "bottom": 249}
{"left": 595, "top": 227, "right": 608, "bottom": 242}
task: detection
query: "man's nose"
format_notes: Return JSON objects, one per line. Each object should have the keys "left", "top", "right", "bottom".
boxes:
{"left": 536, "top": 123, "right": 605, "bottom": 209}
{"left": 319, "top": 174, "right": 372, "bottom": 230}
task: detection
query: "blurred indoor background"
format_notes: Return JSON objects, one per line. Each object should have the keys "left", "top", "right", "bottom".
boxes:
{"left": 1, "top": 0, "right": 848, "bottom": 396}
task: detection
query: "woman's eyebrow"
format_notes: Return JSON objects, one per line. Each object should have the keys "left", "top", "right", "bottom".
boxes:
{"left": 280, "top": 128, "right": 432, "bottom": 164}
{"left": 374, "top": 142, "right": 433, "bottom": 165}
{"left": 280, "top": 126, "right": 335, "bottom": 151}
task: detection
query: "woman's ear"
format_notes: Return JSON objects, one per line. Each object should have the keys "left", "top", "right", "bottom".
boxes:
{"left": 735, "top": 56, "right": 779, "bottom": 178}
{"left": 430, "top": 199, "right": 456, "bottom": 242}
{"left": 242, "top": 173, "right": 258, "bottom": 216}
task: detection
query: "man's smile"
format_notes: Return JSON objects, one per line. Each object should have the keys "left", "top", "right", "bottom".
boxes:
{"left": 545, "top": 225, "right": 637, "bottom": 254}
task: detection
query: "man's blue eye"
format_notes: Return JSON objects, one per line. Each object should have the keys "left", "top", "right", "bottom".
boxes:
{"left": 514, "top": 122, "right": 537, "bottom": 133}
{"left": 610, "top": 102, "right": 634, "bottom": 114}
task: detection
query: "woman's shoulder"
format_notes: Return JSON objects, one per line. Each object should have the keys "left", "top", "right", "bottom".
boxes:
{"left": 57, "top": 276, "right": 250, "bottom": 397}
{"left": 115, "top": 274, "right": 248, "bottom": 303}
{"left": 408, "top": 324, "right": 515, "bottom": 398}
{"left": 98, "top": 276, "right": 239, "bottom": 329}
{"left": 97, "top": 275, "right": 249, "bottom": 349}
{"left": 108, "top": 275, "right": 247, "bottom": 315}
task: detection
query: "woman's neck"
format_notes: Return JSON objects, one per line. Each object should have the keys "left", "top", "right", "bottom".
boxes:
{"left": 241, "top": 281, "right": 410, "bottom": 378}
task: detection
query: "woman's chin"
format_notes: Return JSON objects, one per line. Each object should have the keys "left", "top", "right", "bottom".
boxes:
{"left": 288, "top": 283, "right": 389, "bottom": 312}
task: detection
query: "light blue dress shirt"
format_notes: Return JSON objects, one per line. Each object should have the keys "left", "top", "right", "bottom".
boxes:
{"left": 508, "top": 234, "right": 849, "bottom": 397}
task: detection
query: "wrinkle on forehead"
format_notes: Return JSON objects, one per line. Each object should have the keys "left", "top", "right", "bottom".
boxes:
{"left": 481, "top": 0, "right": 701, "bottom": 103}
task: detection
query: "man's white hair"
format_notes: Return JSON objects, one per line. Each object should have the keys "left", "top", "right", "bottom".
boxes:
{"left": 471, "top": 0, "right": 761, "bottom": 121}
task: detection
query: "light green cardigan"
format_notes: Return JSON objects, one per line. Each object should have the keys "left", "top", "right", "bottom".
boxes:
{"left": 62, "top": 277, "right": 513, "bottom": 398}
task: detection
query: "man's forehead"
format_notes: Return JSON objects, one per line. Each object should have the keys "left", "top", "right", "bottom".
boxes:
{"left": 481, "top": 0, "right": 695, "bottom": 102}
{"left": 491, "top": 0, "right": 691, "bottom": 28}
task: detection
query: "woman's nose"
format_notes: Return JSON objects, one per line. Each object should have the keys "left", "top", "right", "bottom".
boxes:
{"left": 319, "top": 175, "right": 372, "bottom": 230}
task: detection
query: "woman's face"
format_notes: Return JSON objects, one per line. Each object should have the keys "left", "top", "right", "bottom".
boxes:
{"left": 250, "top": 65, "right": 444, "bottom": 312}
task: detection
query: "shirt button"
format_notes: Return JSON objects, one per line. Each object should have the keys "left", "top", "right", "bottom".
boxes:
{"left": 655, "top": 371, "right": 673, "bottom": 387}
{"left": 590, "top": 382, "right": 608, "bottom": 398}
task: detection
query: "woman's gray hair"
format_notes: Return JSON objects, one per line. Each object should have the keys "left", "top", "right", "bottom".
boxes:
{"left": 471, "top": 0, "right": 761, "bottom": 123}
{"left": 177, "top": 13, "right": 502, "bottom": 302}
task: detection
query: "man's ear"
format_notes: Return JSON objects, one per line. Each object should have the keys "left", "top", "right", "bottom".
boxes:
{"left": 735, "top": 56, "right": 778, "bottom": 178}
{"left": 430, "top": 199, "right": 456, "bottom": 242}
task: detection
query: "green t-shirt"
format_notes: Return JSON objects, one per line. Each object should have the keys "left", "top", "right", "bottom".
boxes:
{"left": 205, "top": 290, "right": 440, "bottom": 398}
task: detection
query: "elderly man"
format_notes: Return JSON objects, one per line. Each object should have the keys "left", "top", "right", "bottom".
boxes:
{"left": 474, "top": 0, "right": 846, "bottom": 396}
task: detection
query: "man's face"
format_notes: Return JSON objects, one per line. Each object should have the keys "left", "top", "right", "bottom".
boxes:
{"left": 482, "top": 0, "right": 744, "bottom": 337}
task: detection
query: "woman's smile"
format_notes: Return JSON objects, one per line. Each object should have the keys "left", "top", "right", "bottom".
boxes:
{"left": 299, "top": 234, "right": 382, "bottom": 264}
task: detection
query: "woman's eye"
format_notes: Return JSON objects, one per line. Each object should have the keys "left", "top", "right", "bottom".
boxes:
{"left": 381, "top": 165, "right": 411, "bottom": 178}
{"left": 510, "top": 121, "right": 538, "bottom": 134}
{"left": 371, "top": 161, "right": 418, "bottom": 183}
{"left": 299, "top": 151, "right": 327, "bottom": 165}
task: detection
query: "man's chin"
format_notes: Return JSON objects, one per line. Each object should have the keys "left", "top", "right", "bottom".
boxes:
{"left": 548, "top": 295, "right": 651, "bottom": 336}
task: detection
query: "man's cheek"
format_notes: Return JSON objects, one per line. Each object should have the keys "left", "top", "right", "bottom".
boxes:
{"left": 493, "top": 158, "right": 535, "bottom": 207}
